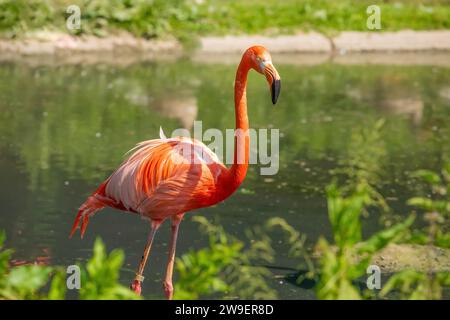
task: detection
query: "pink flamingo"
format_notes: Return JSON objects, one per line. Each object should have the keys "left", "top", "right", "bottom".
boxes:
{"left": 70, "top": 46, "right": 281, "bottom": 299}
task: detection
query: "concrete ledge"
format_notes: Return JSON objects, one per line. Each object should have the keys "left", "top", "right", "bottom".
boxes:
{"left": 1, "top": 30, "right": 450, "bottom": 58}
{"left": 0, "top": 31, "right": 181, "bottom": 55}
{"left": 198, "top": 30, "right": 450, "bottom": 53}
{"left": 334, "top": 30, "right": 450, "bottom": 52}
{"left": 199, "top": 33, "right": 332, "bottom": 53}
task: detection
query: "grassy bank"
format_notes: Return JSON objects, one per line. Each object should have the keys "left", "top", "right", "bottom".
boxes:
{"left": 0, "top": 0, "right": 449, "bottom": 40}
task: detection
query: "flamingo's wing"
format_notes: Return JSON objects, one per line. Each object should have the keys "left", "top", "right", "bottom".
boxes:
{"left": 104, "top": 136, "right": 227, "bottom": 219}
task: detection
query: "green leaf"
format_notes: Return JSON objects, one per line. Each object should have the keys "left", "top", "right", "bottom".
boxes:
{"left": 407, "top": 197, "right": 434, "bottom": 211}
{"left": 47, "top": 268, "right": 67, "bottom": 300}
{"left": 2, "top": 265, "right": 52, "bottom": 299}
{"left": 411, "top": 170, "right": 441, "bottom": 185}
{"left": 358, "top": 215, "right": 415, "bottom": 255}
{"left": 79, "top": 237, "right": 140, "bottom": 300}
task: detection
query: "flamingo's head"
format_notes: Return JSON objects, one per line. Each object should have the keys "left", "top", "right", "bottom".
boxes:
{"left": 246, "top": 45, "right": 281, "bottom": 105}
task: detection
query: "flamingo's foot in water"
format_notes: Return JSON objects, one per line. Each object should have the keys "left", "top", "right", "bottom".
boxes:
{"left": 163, "top": 281, "right": 173, "bottom": 300}
{"left": 131, "top": 279, "right": 142, "bottom": 296}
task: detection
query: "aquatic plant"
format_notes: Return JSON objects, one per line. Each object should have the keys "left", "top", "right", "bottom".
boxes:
{"left": 407, "top": 165, "right": 450, "bottom": 248}
{"left": 313, "top": 120, "right": 448, "bottom": 299}
{"left": 174, "top": 216, "right": 277, "bottom": 300}
{"left": 78, "top": 238, "right": 140, "bottom": 300}
{"left": 315, "top": 183, "right": 414, "bottom": 299}
{"left": 314, "top": 119, "right": 449, "bottom": 299}
{"left": 0, "top": 230, "right": 65, "bottom": 299}
{"left": 331, "top": 119, "right": 390, "bottom": 216}
{"left": 0, "top": 232, "right": 139, "bottom": 300}
{"left": 265, "top": 217, "right": 316, "bottom": 282}
{"left": 380, "top": 269, "right": 450, "bottom": 300}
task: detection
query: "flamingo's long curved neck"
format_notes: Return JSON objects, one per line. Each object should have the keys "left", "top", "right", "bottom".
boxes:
{"left": 228, "top": 55, "right": 251, "bottom": 189}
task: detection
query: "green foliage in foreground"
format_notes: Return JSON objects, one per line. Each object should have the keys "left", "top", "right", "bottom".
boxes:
{"left": 381, "top": 269, "right": 450, "bottom": 299}
{"left": 0, "top": 230, "right": 63, "bottom": 299}
{"left": 78, "top": 238, "right": 140, "bottom": 300}
{"left": 0, "top": 234, "right": 139, "bottom": 300}
{"left": 174, "top": 216, "right": 276, "bottom": 300}
{"left": 379, "top": 165, "right": 450, "bottom": 299}
{"left": 315, "top": 183, "right": 415, "bottom": 299}
{"left": 314, "top": 179, "right": 449, "bottom": 300}
{"left": 174, "top": 219, "right": 243, "bottom": 299}
{"left": 407, "top": 166, "right": 450, "bottom": 248}
{"left": 0, "top": 0, "right": 450, "bottom": 39}
{"left": 1, "top": 117, "right": 449, "bottom": 300}
{"left": 314, "top": 121, "right": 449, "bottom": 300}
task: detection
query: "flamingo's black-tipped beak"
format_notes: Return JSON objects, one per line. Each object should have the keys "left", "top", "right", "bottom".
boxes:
{"left": 271, "top": 79, "right": 281, "bottom": 105}
{"left": 264, "top": 62, "right": 281, "bottom": 105}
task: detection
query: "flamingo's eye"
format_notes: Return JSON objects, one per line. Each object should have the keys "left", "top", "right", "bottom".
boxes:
{"left": 257, "top": 57, "right": 266, "bottom": 70}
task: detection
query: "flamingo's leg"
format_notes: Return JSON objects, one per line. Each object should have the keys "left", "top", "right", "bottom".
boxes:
{"left": 130, "top": 219, "right": 162, "bottom": 295}
{"left": 163, "top": 213, "right": 184, "bottom": 300}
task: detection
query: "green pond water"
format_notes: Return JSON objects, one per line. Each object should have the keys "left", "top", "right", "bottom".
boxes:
{"left": 0, "top": 54, "right": 449, "bottom": 299}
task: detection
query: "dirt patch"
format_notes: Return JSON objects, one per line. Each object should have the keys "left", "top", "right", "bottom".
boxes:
{"left": 372, "top": 244, "right": 450, "bottom": 273}
{"left": 313, "top": 243, "right": 450, "bottom": 273}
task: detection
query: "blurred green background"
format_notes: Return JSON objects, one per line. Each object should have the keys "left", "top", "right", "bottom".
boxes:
{"left": 0, "top": 0, "right": 449, "bottom": 40}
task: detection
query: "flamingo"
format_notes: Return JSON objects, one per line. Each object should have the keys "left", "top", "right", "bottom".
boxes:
{"left": 70, "top": 45, "right": 281, "bottom": 299}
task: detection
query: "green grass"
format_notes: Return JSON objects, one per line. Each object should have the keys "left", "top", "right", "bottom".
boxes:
{"left": 176, "top": 0, "right": 450, "bottom": 35}
{"left": 0, "top": 0, "right": 449, "bottom": 39}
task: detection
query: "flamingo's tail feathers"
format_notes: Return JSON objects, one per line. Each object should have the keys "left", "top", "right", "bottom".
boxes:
{"left": 80, "top": 211, "right": 91, "bottom": 239}
{"left": 69, "top": 209, "right": 83, "bottom": 239}
{"left": 69, "top": 196, "right": 105, "bottom": 239}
